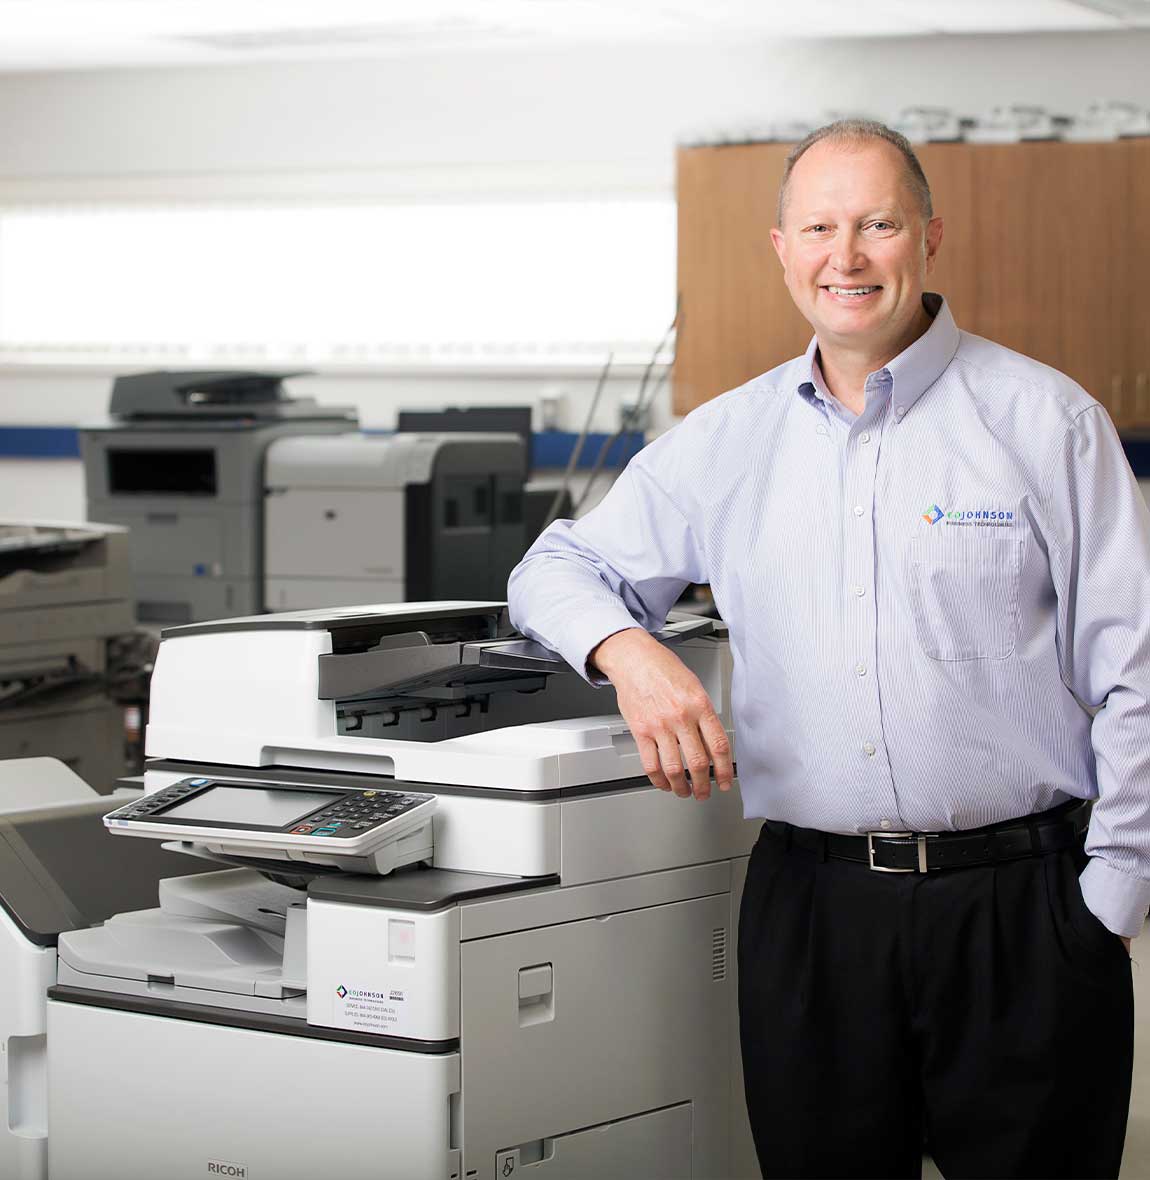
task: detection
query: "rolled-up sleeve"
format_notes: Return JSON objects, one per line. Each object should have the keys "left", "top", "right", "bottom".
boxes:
{"left": 1049, "top": 405, "right": 1150, "bottom": 937}
{"left": 508, "top": 433, "right": 708, "bottom": 682}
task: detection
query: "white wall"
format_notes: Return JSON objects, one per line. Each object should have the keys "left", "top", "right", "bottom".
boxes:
{"left": 0, "top": 368, "right": 652, "bottom": 430}
{"left": 2, "top": 33, "right": 1150, "bottom": 189}
{"left": 0, "top": 459, "right": 84, "bottom": 520}
{"left": 2, "top": 28, "right": 1150, "bottom": 517}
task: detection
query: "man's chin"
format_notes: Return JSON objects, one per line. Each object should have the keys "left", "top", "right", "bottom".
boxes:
{"left": 808, "top": 312, "right": 883, "bottom": 343}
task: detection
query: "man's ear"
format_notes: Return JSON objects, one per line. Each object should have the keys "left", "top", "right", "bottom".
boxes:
{"left": 770, "top": 226, "right": 787, "bottom": 271}
{"left": 924, "top": 216, "right": 944, "bottom": 274}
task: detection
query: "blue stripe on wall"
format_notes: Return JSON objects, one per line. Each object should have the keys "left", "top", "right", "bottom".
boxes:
{"left": 0, "top": 426, "right": 647, "bottom": 470}
{"left": 1, "top": 425, "right": 1144, "bottom": 476}
{"left": 0, "top": 427, "right": 82, "bottom": 458}
{"left": 532, "top": 431, "right": 646, "bottom": 471}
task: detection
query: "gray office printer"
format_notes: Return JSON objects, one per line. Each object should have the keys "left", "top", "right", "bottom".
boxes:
{"left": 263, "top": 432, "right": 527, "bottom": 609}
{"left": 0, "top": 521, "right": 135, "bottom": 791}
{"left": 81, "top": 370, "right": 358, "bottom": 623}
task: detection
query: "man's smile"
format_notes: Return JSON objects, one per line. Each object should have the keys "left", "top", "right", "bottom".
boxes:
{"left": 820, "top": 283, "right": 883, "bottom": 305}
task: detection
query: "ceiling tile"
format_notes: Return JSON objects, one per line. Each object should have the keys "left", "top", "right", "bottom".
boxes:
{"left": 885, "top": 0, "right": 1118, "bottom": 31}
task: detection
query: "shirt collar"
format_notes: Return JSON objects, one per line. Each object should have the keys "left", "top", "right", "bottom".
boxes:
{"left": 796, "top": 293, "right": 960, "bottom": 418}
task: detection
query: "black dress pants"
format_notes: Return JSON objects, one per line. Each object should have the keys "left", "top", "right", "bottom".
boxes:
{"left": 738, "top": 823, "right": 1135, "bottom": 1179}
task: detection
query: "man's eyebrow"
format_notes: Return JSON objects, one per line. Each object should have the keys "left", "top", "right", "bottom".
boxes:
{"left": 791, "top": 210, "right": 903, "bottom": 229}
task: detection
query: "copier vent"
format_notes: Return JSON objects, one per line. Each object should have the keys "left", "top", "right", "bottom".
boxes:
{"left": 712, "top": 927, "right": 728, "bottom": 982}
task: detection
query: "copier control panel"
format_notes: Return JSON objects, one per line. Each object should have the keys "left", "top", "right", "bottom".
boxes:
{"left": 104, "top": 777, "right": 436, "bottom": 865}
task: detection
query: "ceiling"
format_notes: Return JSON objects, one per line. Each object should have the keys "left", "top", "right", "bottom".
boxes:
{"left": 0, "top": 0, "right": 1145, "bottom": 72}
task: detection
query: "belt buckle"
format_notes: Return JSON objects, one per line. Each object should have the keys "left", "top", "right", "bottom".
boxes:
{"left": 866, "top": 831, "right": 933, "bottom": 873}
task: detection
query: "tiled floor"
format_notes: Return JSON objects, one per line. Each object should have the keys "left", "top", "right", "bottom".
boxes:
{"left": 921, "top": 927, "right": 1150, "bottom": 1180}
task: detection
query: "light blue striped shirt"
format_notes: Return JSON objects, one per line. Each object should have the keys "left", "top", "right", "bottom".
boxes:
{"left": 508, "top": 296, "right": 1150, "bottom": 939}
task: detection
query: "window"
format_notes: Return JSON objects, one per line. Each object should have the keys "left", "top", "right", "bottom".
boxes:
{"left": 0, "top": 197, "right": 675, "bottom": 366}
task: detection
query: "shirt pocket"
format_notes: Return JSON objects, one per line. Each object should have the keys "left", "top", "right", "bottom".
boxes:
{"left": 907, "top": 535, "right": 1022, "bottom": 661}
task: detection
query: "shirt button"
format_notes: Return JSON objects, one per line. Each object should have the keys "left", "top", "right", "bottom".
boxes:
{"left": 853, "top": 505, "right": 865, "bottom": 517}
{"left": 855, "top": 663, "right": 867, "bottom": 676}
{"left": 895, "top": 406, "right": 905, "bottom": 418}
{"left": 816, "top": 424, "right": 829, "bottom": 436}
{"left": 863, "top": 743, "right": 876, "bottom": 756}
{"left": 860, "top": 432, "right": 871, "bottom": 444}
{"left": 851, "top": 585, "right": 865, "bottom": 597}
{"left": 880, "top": 818, "right": 892, "bottom": 830}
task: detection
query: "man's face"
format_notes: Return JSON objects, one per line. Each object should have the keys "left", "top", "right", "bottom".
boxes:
{"left": 770, "top": 139, "right": 943, "bottom": 354}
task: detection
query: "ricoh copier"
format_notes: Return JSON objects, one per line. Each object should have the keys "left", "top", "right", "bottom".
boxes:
{"left": 42, "top": 602, "right": 762, "bottom": 1180}
{"left": 80, "top": 370, "right": 358, "bottom": 624}
{"left": 0, "top": 757, "right": 216, "bottom": 1180}
{"left": 0, "top": 521, "right": 134, "bottom": 790}
{"left": 263, "top": 433, "right": 527, "bottom": 610}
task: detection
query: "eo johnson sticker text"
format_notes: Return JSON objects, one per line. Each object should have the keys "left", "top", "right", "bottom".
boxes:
{"left": 922, "top": 503, "right": 1015, "bottom": 529}
{"left": 335, "top": 984, "right": 406, "bottom": 1032}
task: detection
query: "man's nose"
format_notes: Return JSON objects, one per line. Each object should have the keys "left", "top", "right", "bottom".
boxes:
{"left": 830, "top": 230, "right": 865, "bottom": 273}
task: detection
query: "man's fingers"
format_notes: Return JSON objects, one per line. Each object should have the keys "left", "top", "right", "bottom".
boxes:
{"left": 677, "top": 727, "right": 712, "bottom": 800}
{"left": 700, "top": 710, "right": 734, "bottom": 791}
{"left": 637, "top": 736, "right": 671, "bottom": 792}
{"left": 655, "top": 733, "right": 690, "bottom": 797}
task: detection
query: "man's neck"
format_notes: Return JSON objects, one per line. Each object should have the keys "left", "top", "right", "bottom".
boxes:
{"left": 817, "top": 306, "right": 933, "bottom": 416}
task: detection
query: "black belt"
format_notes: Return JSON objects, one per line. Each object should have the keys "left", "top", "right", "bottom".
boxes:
{"left": 764, "top": 799, "right": 1091, "bottom": 874}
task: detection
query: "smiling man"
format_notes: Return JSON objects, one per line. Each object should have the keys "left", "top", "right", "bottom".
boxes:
{"left": 508, "top": 120, "right": 1149, "bottom": 1178}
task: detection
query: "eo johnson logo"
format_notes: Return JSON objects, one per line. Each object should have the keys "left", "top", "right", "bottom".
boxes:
{"left": 923, "top": 503, "right": 1015, "bottom": 528}
{"left": 337, "top": 985, "right": 399, "bottom": 1001}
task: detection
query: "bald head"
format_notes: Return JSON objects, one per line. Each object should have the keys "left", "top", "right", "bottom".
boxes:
{"left": 777, "top": 119, "right": 932, "bottom": 228}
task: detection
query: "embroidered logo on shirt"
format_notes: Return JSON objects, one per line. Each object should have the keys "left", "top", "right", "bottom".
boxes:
{"left": 922, "top": 503, "right": 1015, "bottom": 528}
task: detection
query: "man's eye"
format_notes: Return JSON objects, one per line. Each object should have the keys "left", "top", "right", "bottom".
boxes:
{"left": 869, "top": 221, "right": 895, "bottom": 231}
{"left": 806, "top": 224, "right": 830, "bottom": 234}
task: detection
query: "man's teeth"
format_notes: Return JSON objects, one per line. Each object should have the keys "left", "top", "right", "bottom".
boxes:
{"left": 827, "top": 286, "right": 879, "bottom": 296}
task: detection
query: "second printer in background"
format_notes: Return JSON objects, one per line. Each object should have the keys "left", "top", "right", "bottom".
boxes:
{"left": 395, "top": 406, "right": 573, "bottom": 545}
{"left": 81, "top": 369, "right": 359, "bottom": 624}
{"left": 263, "top": 431, "right": 528, "bottom": 610}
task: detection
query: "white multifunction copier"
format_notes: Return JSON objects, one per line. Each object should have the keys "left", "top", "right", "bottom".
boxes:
{"left": 0, "top": 757, "right": 216, "bottom": 1180}
{"left": 44, "top": 602, "right": 762, "bottom": 1180}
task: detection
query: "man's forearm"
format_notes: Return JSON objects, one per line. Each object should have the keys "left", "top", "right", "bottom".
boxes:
{"left": 589, "top": 627, "right": 659, "bottom": 680}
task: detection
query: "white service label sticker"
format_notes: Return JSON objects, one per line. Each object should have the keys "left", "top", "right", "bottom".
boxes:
{"left": 333, "top": 984, "right": 408, "bottom": 1034}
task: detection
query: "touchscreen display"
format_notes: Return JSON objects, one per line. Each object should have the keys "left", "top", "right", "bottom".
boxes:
{"left": 158, "top": 786, "right": 338, "bottom": 828}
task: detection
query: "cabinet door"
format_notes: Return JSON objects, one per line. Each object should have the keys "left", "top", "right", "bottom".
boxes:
{"left": 674, "top": 143, "right": 811, "bottom": 414}
{"left": 1128, "top": 139, "right": 1150, "bottom": 432}
{"left": 916, "top": 143, "right": 977, "bottom": 326}
{"left": 970, "top": 142, "right": 1129, "bottom": 424}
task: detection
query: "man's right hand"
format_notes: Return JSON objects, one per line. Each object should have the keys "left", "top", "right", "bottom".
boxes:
{"left": 591, "top": 627, "right": 733, "bottom": 801}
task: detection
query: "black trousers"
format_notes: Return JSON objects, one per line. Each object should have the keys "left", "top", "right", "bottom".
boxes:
{"left": 738, "top": 823, "right": 1135, "bottom": 1179}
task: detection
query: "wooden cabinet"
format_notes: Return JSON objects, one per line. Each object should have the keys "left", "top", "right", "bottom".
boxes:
{"left": 1128, "top": 139, "right": 1150, "bottom": 430}
{"left": 675, "top": 139, "right": 1150, "bottom": 433}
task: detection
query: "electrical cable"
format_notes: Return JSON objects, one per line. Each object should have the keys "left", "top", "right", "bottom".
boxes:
{"left": 541, "top": 350, "right": 613, "bottom": 530}
{"left": 572, "top": 305, "right": 679, "bottom": 515}
{"left": 614, "top": 303, "right": 683, "bottom": 476}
